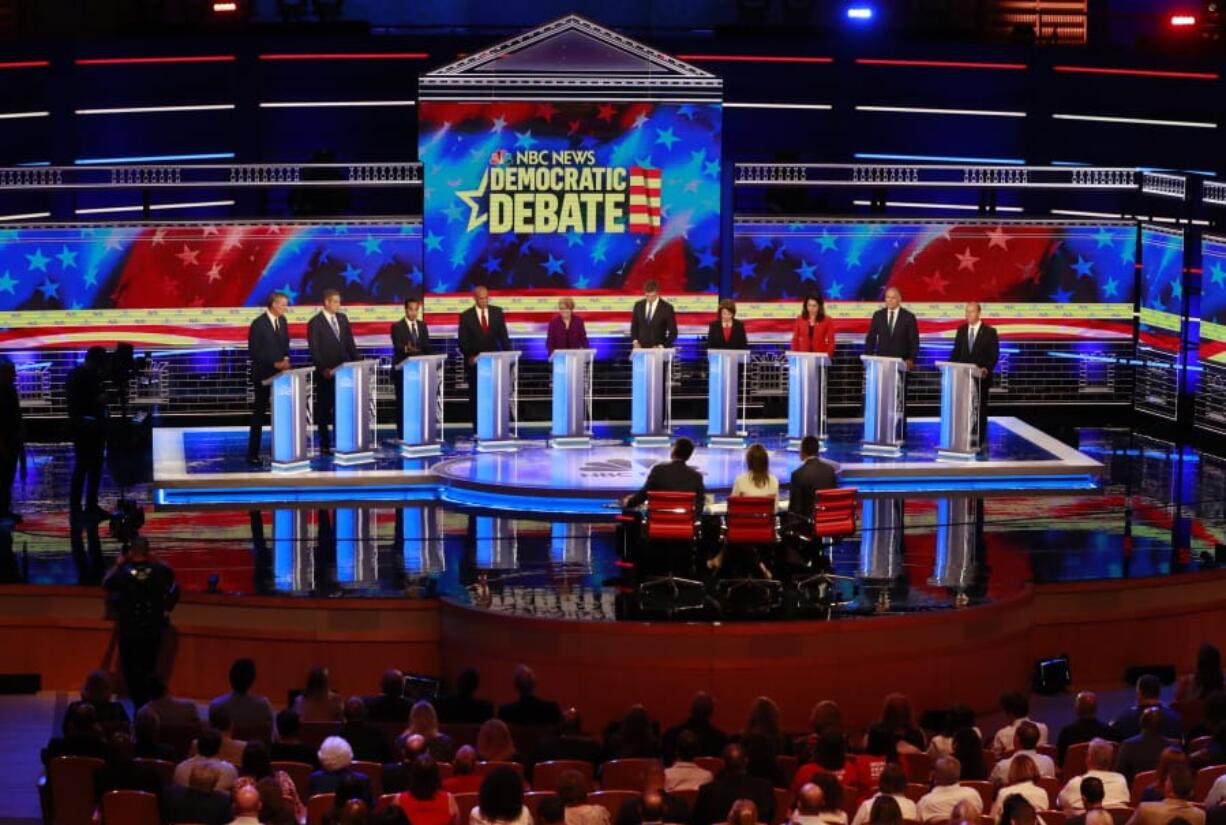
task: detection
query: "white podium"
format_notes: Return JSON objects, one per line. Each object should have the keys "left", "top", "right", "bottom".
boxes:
{"left": 475, "top": 351, "right": 520, "bottom": 452}
{"left": 630, "top": 347, "right": 674, "bottom": 447}
{"left": 861, "top": 354, "right": 908, "bottom": 456}
{"left": 333, "top": 359, "right": 381, "bottom": 466}
{"left": 396, "top": 354, "right": 446, "bottom": 457}
{"left": 550, "top": 348, "right": 595, "bottom": 448}
{"left": 936, "top": 360, "right": 982, "bottom": 460}
{"left": 707, "top": 349, "right": 749, "bottom": 449}
{"left": 786, "top": 351, "right": 831, "bottom": 450}
{"left": 263, "top": 366, "right": 315, "bottom": 473}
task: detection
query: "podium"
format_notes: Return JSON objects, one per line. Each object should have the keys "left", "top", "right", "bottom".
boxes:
{"left": 936, "top": 361, "right": 982, "bottom": 460}
{"left": 786, "top": 351, "right": 831, "bottom": 450}
{"left": 263, "top": 366, "right": 314, "bottom": 473}
{"left": 475, "top": 351, "right": 520, "bottom": 451}
{"left": 550, "top": 348, "right": 595, "bottom": 448}
{"left": 861, "top": 355, "right": 908, "bottom": 456}
{"left": 332, "top": 359, "right": 381, "bottom": 466}
{"left": 707, "top": 349, "right": 749, "bottom": 449}
{"left": 630, "top": 347, "right": 674, "bottom": 447}
{"left": 396, "top": 354, "right": 446, "bottom": 457}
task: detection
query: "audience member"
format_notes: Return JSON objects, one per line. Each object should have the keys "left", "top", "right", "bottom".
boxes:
{"left": 990, "top": 755, "right": 1050, "bottom": 818}
{"left": 310, "top": 736, "right": 373, "bottom": 802}
{"left": 992, "top": 693, "right": 1050, "bottom": 758}
{"left": 269, "top": 709, "right": 318, "bottom": 766}
{"left": 535, "top": 707, "right": 604, "bottom": 768}
{"left": 927, "top": 706, "right": 978, "bottom": 760}
{"left": 239, "top": 741, "right": 305, "bottom": 824}
{"left": 498, "top": 665, "right": 562, "bottom": 727}
{"left": 1175, "top": 644, "right": 1225, "bottom": 703}
{"left": 728, "top": 799, "right": 759, "bottom": 825}
{"left": 867, "top": 796, "right": 902, "bottom": 825}
{"left": 398, "top": 699, "right": 455, "bottom": 762}
{"left": 952, "top": 728, "right": 989, "bottom": 781}
{"left": 615, "top": 763, "right": 692, "bottom": 825}
{"left": 294, "top": 666, "right": 344, "bottom": 722}
{"left": 604, "top": 704, "right": 660, "bottom": 761}
{"left": 560, "top": 768, "right": 612, "bottom": 825}
{"left": 1084, "top": 810, "right": 1116, "bottom": 825}
{"left": 990, "top": 722, "right": 1056, "bottom": 784}
{"left": 1190, "top": 694, "right": 1226, "bottom": 764}
{"left": 1124, "top": 765, "right": 1204, "bottom": 825}
{"left": 252, "top": 774, "right": 298, "bottom": 825}
{"left": 133, "top": 705, "right": 177, "bottom": 761}
{"left": 692, "top": 743, "right": 775, "bottom": 825}
{"left": 1111, "top": 676, "right": 1182, "bottom": 741}
{"left": 174, "top": 728, "right": 239, "bottom": 791}
{"left": 477, "top": 718, "right": 520, "bottom": 762}
{"left": 999, "top": 795, "right": 1039, "bottom": 825}
{"left": 662, "top": 692, "right": 728, "bottom": 763}
{"left": 916, "top": 756, "right": 983, "bottom": 823}
{"left": 43, "top": 701, "right": 108, "bottom": 766}
{"left": 1057, "top": 738, "right": 1129, "bottom": 812}
{"left": 385, "top": 734, "right": 428, "bottom": 795}
{"left": 665, "top": 730, "right": 715, "bottom": 792}
{"left": 443, "top": 745, "right": 485, "bottom": 794}
{"left": 792, "top": 730, "right": 862, "bottom": 794}
{"left": 1057, "top": 693, "right": 1113, "bottom": 765}
{"left": 948, "top": 800, "right": 978, "bottom": 825}
{"left": 539, "top": 796, "right": 567, "bottom": 825}
{"left": 229, "top": 782, "right": 262, "bottom": 825}
{"left": 865, "top": 694, "right": 925, "bottom": 763}
{"left": 739, "top": 696, "right": 790, "bottom": 786}
{"left": 470, "top": 766, "right": 533, "bottom": 825}
{"left": 65, "top": 670, "right": 130, "bottom": 736}
{"left": 435, "top": 669, "right": 495, "bottom": 725}
{"left": 198, "top": 705, "right": 248, "bottom": 767}
{"left": 146, "top": 675, "right": 204, "bottom": 729}
{"left": 210, "top": 658, "right": 274, "bottom": 733}
{"left": 1142, "top": 749, "right": 1189, "bottom": 804}
{"left": 366, "top": 669, "right": 413, "bottom": 724}
{"left": 340, "top": 696, "right": 392, "bottom": 763}
{"left": 1065, "top": 777, "right": 1106, "bottom": 825}
{"left": 850, "top": 764, "right": 919, "bottom": 825}
{"left": 1117, "top": 708, "right": 1178, "bottom": 782}
{"left": 1204, "top": 765, "right": 1226, "bottom": 807}
{"left": 103, "top": 536, "right": 178, "bottom": 709}
{"left": 162, "top": 762, "right": 233, "bottom": 825}
{"left": 395, "top": 754, "right": 459, "bottom": 825}
{"left": 324, "top": 794, "right": 371, "bottom": 825}
{"left": 793, "top": 778, "right": 849, "bottom": 825}
{"left": 94, "top": 732, "right": 163, "bottom": 801}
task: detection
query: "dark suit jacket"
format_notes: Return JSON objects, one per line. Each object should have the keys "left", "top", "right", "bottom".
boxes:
{"left": 248, "top": 312, "right": 291, "bottom": 384}
{"left": 1116, "top": 731, "right": 1179, "bottom": 782}
{"left": 950, "top": 323, "right": 1000, "bottom": 374}
{"left": 497, "top": 695, "right": 562, "bottom": 727}
{"left": 307, "top": 312, "right": 360, "bottom": 373}
{"left": 364, "top": 694, "right": 413, "bottom": 724}
{"left": 707, "top": 319, "right": 749, "bottom": 351}
{"left": 630, "top": 298, "right": 678, "bottom": 349}
{"left": 339, "top": 721, "right": 391, "bottom": 763}
{"left": 308, "top": 768, "right": 373, "bottom": 803}
{"left": 692, "top": 773, "right": 776, "bottom": 825}
{"left": 1110, "top": 703, "right": 1182, "bottom": 741}
{"left": 864, "top": 306, "right": 919, "bottom": 361}
{"left": 787, "top": 457, "right": 839, "bottom": 523}
{"left": 624, "top": 459, "right": 706, "bottom": 512}
{"left": 161, "top": 785, "right": 233, "bottom": 825}
{"left": 661, "top": 720, "right": 728, "bottom": 764}
{"left": 391, "top": 318, "right": 432, "bottom": 366}
{"left": 434, "top": 694, "right": 494, "bottom": 725}
{"left": 458, "top": 305, "right": 512, "bottom": 364}
{"left": 1056, "top": 718, "right": 1113, "bottom": 764}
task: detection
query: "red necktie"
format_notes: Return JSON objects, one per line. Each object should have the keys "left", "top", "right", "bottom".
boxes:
{"left": 480, "top": 310, "right": 489, "bottom": 333}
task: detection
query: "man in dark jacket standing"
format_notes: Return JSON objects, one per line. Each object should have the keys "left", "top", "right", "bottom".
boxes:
{"left": 103, "top": 536, "right": 177, "bottom": 709}
{"left": 66, "top": 346, "right": 109, "bottom": 520}
{"left": 949, "top": 301, "right": 1000, "bottom": 451}
{"left": 390, "top": 297, "right": 432, "bottom": 437}
{"left": 246, "top": 291, "right": 291, "bottom": 465}
{"left": 457, "top": 285, "right": 512, "bottom": 430}
{"left": 307, "top": 289, "right": 360, "bottom": 454}
{"left": 629, "top": 279, "right": 678, "bottom": 350}
{"left": 864, "top": 286, "right": 920, "bottom": 431}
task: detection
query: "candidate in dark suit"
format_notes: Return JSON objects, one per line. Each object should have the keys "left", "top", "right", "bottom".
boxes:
{"left": 390, "top": 297, "right": 432, "bottom": 437}
{"left": 864, "top": 286, "right": 920, "bottom": 429}
{"left": 457, "top": 285, "right": 513, "bottom": 429}
{"left": 707, "top": 299, "right": 749, "bottom": 350}
{"left": 949, "top": 301, "right": 1000, "bottom": 451}
{"left": 622, "top": 437, "right": 706, "bottom": 513}
{"left": 65, "top": 346, "right": 109, "bottom": 518}
{"left": 629, "top": 279, "right": 678, "bottom": 349}
{"left": 787, "top": 435, "right": 838, "bottom": 525}
{"left": 246, "top": 292, "right": 291, "bottom": 465}
{"left": 307, "top": 289, "right": 360, "bottom": 453}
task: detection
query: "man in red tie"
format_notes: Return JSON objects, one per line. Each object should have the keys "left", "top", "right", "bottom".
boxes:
{"left": 457, "top": 285, "right": 512, "bottom": 430}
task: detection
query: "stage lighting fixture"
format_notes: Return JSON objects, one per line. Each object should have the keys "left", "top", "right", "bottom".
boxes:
{"left": 847, "top": 5, "right": 875, "bottom": 20}
{"left": 212, "top": 1, "right": 238, "bottom": 11}
{"left": 1169, "top": 13, "right": 1198, "bottom": 25}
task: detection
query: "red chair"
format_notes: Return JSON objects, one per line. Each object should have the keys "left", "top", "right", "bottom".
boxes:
{"left": 353, "top": 760, "right": 384, "bottom": 797}
{"left": 475, "top": 760, "right": 525, "bottom": 779}
{"left": 719, "top": 495, "right": 782, "bottom": 602}
{"left": 796, "top": 488, "right": 858, "bottom": 592}
{"left": 961, "top": 781, "right": 994, "bottom": 812}
{"left": 377, "top": 793, "right": 399, "bottom": 812}
{"left": 900, "top": 752, "right": 932, "bottom": 784}
{"left": 534, "top": 760, "right": 595, "bottom": 791}
{"left": 673, "top": 787, "right": 699, "bottom": 808}
{"left": 640, "top": 491, "right": 705, "bottom": 598}
{"left": 1038, "top": 777, "right": 1061, "bottom": 808}
{"left": 100, "top": 789, "right": 158, "bottom": 825}
{"left": 307, "top": 793, "right": 335, "bottom": 825}
{"left": 695, "top": 756, "right": 725, "bottom": 775}
{"left": 1173, "top": 700, "right": 1204, "bottom": 732}
{"left": 1196, "top": 764, "right": 1226, "bottom": 801}
{"left": 589, "top": 790, "right": 640, "bottom": 821}
{"left": 455, "top": 792, "right": 479, "bottom": 825}
{"left": 776, "top": 755, "right": 800, "bottom": 785}
{"left": 600, "top": 758, "right": 662, "bottom": 791}
{"left": 773, "top": 787, "right": 795, "bottom": 824}
{"left": 1039, "top": 812, "right": 1066, "bottom": 825}
{"left": 272, "top": 761, "right": 313, "bottom": 801}
{"left": 1129, "top": 770, "right": 1157, "bottom": 806}
{"left": 48, "top": 756, "right": 104, "bottom": 825}
{"left": 841, "top": 785, "right": 861, "bottom": 817}
{"left": 132, "top": 757, "right": 175, "bottom": 787}
{"left": 524, "top": 791, "right": 560, "bottom": 819}
{"left": 905, "top": 783, "right": 928, "bottom": 803}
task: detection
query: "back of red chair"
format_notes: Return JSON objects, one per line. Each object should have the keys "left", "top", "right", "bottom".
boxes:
{"left": 646, "top": 491, "right": 698, "bottom": 543}
{"left": 132, "top": 757, "right": 176, "bottom": 788}
{"left": 1129, "top": 771, "right": 1156, "bottom": 807}
{"left": 307, "top": 793, "right": 336, "bottom": 825}
{"left": 101, "top": 789, "right": 159, "bottom": 825}
{"left": 1196, "top": 764, "right": 1226, "bottom": 801}
{"left": 353, "top": 761, "right": 384, "bottom": 797}
{"left": 455, "top": 792, "right": 479, "bottom": 825}
{"left": 589, "top": 790, "right": 640, "bottom": 821}
{"left": 725, "top": 496, "right": 777, "bottom": 545}
{"left": 534, "top": 760, "right": 595, "bottom": 792}
{"left": 899, "top": 752, "right": 931, "bottom": 784}
{"left": 475, "top": 760, "right": 526, "bottom": 779}
{"left": 600, "top": 758, "right": 662, "bottom": 791}
{"left": 524, "top": 791, "right": 560, "bottom": 819}
{"left": 773, "top": 787, "right": 795, "bottom": 824}
{"left": 695, "top": 756, "right": 725, "bottom": 775}
{"left": 49, "top": 756, "right": 104, "bottom": 825}
{"left": 272, "top": 761, "right": 313, "bottom": 801}
{"left": 812, "top": 488, "right": 857, "bottom": 538}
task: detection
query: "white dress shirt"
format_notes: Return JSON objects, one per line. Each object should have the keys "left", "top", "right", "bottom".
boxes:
{"left": 792, "top": 812, "right": 849, "bottom": 825}
{"left": 990, "top": 749, "right": 1057, "bottom": 785}
{"left": 851, "top": 794, "right": 918, "bottom": 825}
{"left": 917, "top": 784, "right": 984, "bottom": 823}
{"left": 664, "top": 761, "right": 714, "bottom": 792}
{"left": 990, "top": 782, "right": 1050, "bottom": 818}
{"left": 1057, "top": 770, "right": 1130, "bottom": 813}
{"left": 992, "top": 718, "right": 1050, "bottom": 757}
{"left": 1206, "top": 774, "right": 1226, "bottom": 808}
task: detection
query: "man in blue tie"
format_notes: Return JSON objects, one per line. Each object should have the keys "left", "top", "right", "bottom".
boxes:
{"left": 307, "top": 289, "right": 360, "bottom": 454}
{"left": 390, "top": 297, "right": 432, "bottom": 438}
{"left": 950, "top": 301, "right": 1000, "bottom": 452}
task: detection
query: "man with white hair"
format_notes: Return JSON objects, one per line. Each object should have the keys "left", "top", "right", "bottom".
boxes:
{"left": 308, "top": 735, "right": 373, "bottom": 802}
{"left": 1057, "top": 738, "right": 1129, "bottom": 813}
{"left": 917, "top": 757, "right": 984, "bottom": 823}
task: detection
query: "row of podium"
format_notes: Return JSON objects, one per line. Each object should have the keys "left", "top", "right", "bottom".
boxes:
{"left": 261, "top": 349, "right": 984, "bottom": 472}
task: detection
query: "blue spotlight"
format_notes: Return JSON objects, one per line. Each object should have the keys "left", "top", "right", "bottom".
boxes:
{"left": 846, "top": 5, "right": 875, "bottom": 20}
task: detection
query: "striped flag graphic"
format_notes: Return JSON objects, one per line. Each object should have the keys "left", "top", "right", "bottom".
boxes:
{"left": 628, "top": 167, "right": 662, "bottom": 234}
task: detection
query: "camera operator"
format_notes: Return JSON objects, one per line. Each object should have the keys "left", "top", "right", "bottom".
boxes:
{"left": 103, "top": 536, "right": 177, "bottom": 709}
{"left": 66, "top": 346, "right": 109, "bottom": 522}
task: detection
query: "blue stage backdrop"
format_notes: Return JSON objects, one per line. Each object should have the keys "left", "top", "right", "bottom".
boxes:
{"left": 730, "top": 220, "right": 1138, "bottom": 340}
{"left": 1138, "top": 225, "right": 1185, "bottom": 354}
{"left": 418, "top": 101, "right": 722, "bottom": 296}
{"left": 1202, "top": 235, "right": 1226, "bottom": 367}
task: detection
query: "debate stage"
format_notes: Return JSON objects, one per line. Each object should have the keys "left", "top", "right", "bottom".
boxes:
{"left": 151, "top": 416, "right": 1101, "bottom": 510}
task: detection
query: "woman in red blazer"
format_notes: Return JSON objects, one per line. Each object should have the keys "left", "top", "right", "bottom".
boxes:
{"left": 791, "top": 294, "right": 835, "bottom": 356}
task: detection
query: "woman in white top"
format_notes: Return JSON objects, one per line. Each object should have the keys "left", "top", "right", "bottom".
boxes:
{"left": 710, "top": 444, "right": 779, "bottom": 573}
{"left": 990, "top": 755, "right": 1050, "bottom": 820}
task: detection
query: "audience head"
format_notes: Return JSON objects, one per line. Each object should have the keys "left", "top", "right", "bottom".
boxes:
{"left": 809, "top": 700, "right": 843, "bottom": 737}
{"left": 344, "top": 696, "right": 368, "bottom": 724}
{"left": 318, "top": 735, "right": 355, "bottom": 773}
{"left": 799, "top": 435, "right": 822, "bottom": 460}
{"left": 1136, "top": 674, "right": 1162, "bottom": 702}
{"left": 1141, "top": 706, "right": 1165, "bottom": 734}
{"left": 880, "top": 693, "right": 913, "bottom": 731}
{"left": 814, "top": 730, "right": 846, "bottom": 770}
{"left": 188, "top": 762, "right": 221, "bottom": 794}
{"left": 401, "top": 733, "right": 427, "bottom": 762}
{"left": 66, "top": 701, "right": 99, "bottom": 736}
{"left": 255, "top": 776, "right": 294, "bottom": 825}
{"left": 478, "top": 766, "right": 525, "bottom": 823}
{"left": 560, "top": 706, "right": 584, "bottom": 735}
{"left": 453, "top": 745, "right": 478, "bottom": 775}
{"left": 1080, "top": 776, "right": 1105, "bottom": 809}
{"left": 1006, "top": 754, "right": 1040, "bottom": 786}
{"left": 1000, "top": 795, "right": 1037, "bottom": 825}
{"left": 952, "top": 727, "right": 986, "bottom": 778}
{"left": 676, "top": 729, "right": 701, "bottom": 763}
{"left": 408, "top": 754, "right": 443, "bottom": 801}
{"left": 196, "top": 728, "right": 223, "bottom": 759}
{"left": 229, "top": 658, "right": 257, "bottom": 695}
{"left": 728, "top": 799, "right": 759, "bottom": 825}
{"left": 877, "top": 763, "right": 907, "bottom": 795}
{"left": 233, "top": 783, "right": 261, "bottom": 819}
{"left": 745, "top": 695, "right": 781, "bottom": 737}
{"left": 723, "top": 742, "right": 748, "bottom": 775}
{"left": 745, "top": 444, "right": 771, "bottom": 486}
{"left": 208, "top": 704, "right": 233, "bottom": 735}
{"left": 811, "top": 774, "right": 843, "bottom": 813}
{"left": 338, "top": 799, "right": 369, "bottom": 825}
{"left": 380, "top": 669, "right": 405, "bottom": 698}
{"left": 1084, "top": 811, "right": 1114, "bottom": 825}
{"left": 276, "top": 709, "right": 301, "bottom": 740}
{"left": 868, "top": 795, "right": 903, "bottom": 825}
{"left": 134, "top": 705, "right": 159, "bottom": 743}
{"left": 690, "top": 691, "right": 716, "bottom": 723}
{"left": 476, "top": 718, "right": 516, "bottom": 762}
{"left": 334, "top": 774, "right": 368, "bottom": 806}
{"left": 241, "top": 741, "right": 273, "bottom": 780}
{"left": 1154, "top": 746, "right": 1188, "bottom": 786}
{"left": 456, "top": 668, "right": 481, "bottom": 698}
{"left": 621, "top": 704, "right": 654, "bottom": 748}
{"left": 1086, "top": 738, "right": 1114, "bottom": 771}
{"left": 410, "top": 699, "right": 440, "bottom": 737}
{"left": 797, "top": 783, "right": 825, "bottom": 815}
{"left": 1075, "top": 691, "right": 1099, "bottom": 719}
{"left": 512, "top": 665, "right": 537, "bottom": 698}
{"left": 538, "top": 796, "right": 566, "bottom": 825}
{"left": 1000, "top": 692, "right": 1029, "bottom": 721}
{"left": 641, "top": 790, "right": 666, "bottom": 824}
{"left": 305, "top": 666, "right": 332, "bottom": 699}
{"left": 672, "top": 437, "right": 695, "bottom": 463}
{"left": 81, "top": 670, "right": 114, "bottom": 706}
{"left": 944, "top": 705, "right": 976, "bottom": 736}
{"left": 84, "top": 345, "right": 108, "bottom": 371}
{"left": 949, "top": 801, "right": 977, "bottom": 825}
{"left": 1014, "top": 721, "right": 1041, "bottom": 751}
{"left": 557, "top": 769, "right": 589, "bottom": 806}
{"left": 933, "top": 756, "right": 961, "bottom": 787}
{"left": 1164, "top": 764, "right": 1194, "bottom": 800}
{"left": 1196, "top": 644, "right": 1224, "bottom": 693}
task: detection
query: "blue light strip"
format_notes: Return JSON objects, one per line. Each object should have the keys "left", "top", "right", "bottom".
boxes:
{"left": 842, "top": 474, "right": 1100, "bottom": 493}
{"left": 854, "top": 152, "right": 1026, "bottom": 165}
{"left": 155, "top": 485, "right": 438, "bottom": 507}
{"left": 440, "top": 487, "right": 623, "bottom": 516}
{"left": 1044, "top": 350, "right": 1202, "bottom": 371}
{"left": 74, "top": 151, "right": 235, "bottom": 165}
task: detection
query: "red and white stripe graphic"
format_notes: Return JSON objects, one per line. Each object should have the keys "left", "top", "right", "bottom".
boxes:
{"left": 628, "top": 167, "right": 662, "bottom": 234}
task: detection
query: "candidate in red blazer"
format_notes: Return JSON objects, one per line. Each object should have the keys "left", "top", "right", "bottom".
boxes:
{"left": 790, "top": 294, "right": 835, "bottom": 356}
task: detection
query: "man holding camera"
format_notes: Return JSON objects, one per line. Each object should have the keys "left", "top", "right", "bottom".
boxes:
{"left": 103, "top": 536, "right": 177, "bottom": 709}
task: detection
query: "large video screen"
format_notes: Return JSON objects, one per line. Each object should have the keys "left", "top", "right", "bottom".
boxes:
{"left": 1199, "top": 235, "right": 1226, "bottom": 367}
{"left": 419, "top": 101, "right": 721, "bottom": 294}
{"left": 1138, "top": 225, "right": 1185, "bottom": 354}
{"left": 731, "top": 221, "right": 1137, "bottom": 339}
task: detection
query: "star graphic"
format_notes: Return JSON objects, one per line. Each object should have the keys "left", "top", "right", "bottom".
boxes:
{"left": 703, "top": 160, "right": 720, "bottom": 178}
{"left": 104, "top": 231, "right": 125, "bottom": 252}
{"left": 25, "top": 249, "right": 49, "bottom": 272}
{"left": 202, "top": 224, "right": 220, "bottom": 236}
{"left": 575, "top": 275, "right": 590, "bottom": 289}
{"left": 597, "top": 104, "right": 616, "bottom": 122}
{"left": 424, "top": 231, "right": 443, "bottom": 253}
{"left": 449, "top": 248, "right": 466, "bottom": 269}
{"left": 567, "top": 119, "right": 581, "bottom": 136}
{"left": 83, "top": 266, "right": 98, "bottom": 288}
{"left": 678, "top": 104, "right": 697, "bottom": 120}
{"left": 736, "top": 260, "right": 757, "bottom": 279}
{"left": 827, "top": 280, "right": 844, "bottom": 299}
{"left": 176, "top": 245, "right": 200, "bottom": 267}
{"left": 1017, "top": 260, "right": 1041, "bottom": 284}
{"left": 514, "top": 130, "right": 537, "bottom": 150}
{"left": 407, "top": 265, "right": 423, "bottom": 284}
{"left": 1119, "top": 244, "right": 1136, "bottom": 264}
{"left": 635, "top": 155, "right": 655, "bottom": 170}
{"left": 697, "top": 249, "right": 718, "bottom": 270}
{"left": 0, "top": 271, "right": 15, "bottom": 294}
{"left": 684, "top": 180, "right": 699, "bottom": 193}
{"left": 1071, "top": 255, "right": 1094, "bottom": 278}
{"left": 923, "top": 270, "right": 949, "bottom": 295}
{"left": 795, "top": 259, "right": 818, "bottom": 281}
{"left": 1210, "top": 263, "right": 1226, "bottom": 288}
{"left": 151, "top": 227, "right": 167, "bottom": 246}
{"left": 816, "top": 231, "right": 838, "bottom": 252}
{"left": 563, "top": 231, "right": 584, "bottom": 248}
{"left": 986, "top": 227, "right": 1010, "bottom": 251}
{"left": 480, "top": 256, "right": 500, "bottom": 274}
{"left": 56, "top": 246, "right": 78, "bottom": 269}
{"left": 632, "top": 111, "right": 649, "bottom": 129}
{"left": 590, "top": 244, "right": 607, "bottom": 264}
{"left": 543, "top": 255, "right": 565, "bottom": 276}
{"left": 490, "top": 115, "right": 507, "bottom": 133}
{"left": 1092, "top": 228, "right": 1115, "bottom": 249}
{"left": 37, "top": 277, "right": 58, "bottom": 300}
{"left": 361, "top": 235, "right": 383, "bottom": 255}
{"left": 430, "top": 280, "right": 448, "bottom": 294}
{"left": 535, "top": 103, "right": 558, "bottom": 122}
{"left": 341, "top": 263, "right": 362, "bottom": 285}
{"left": 456, "top": 171, "right": 490, "bottom": 232}
{"left": 655, "top": 127, "right": 678, "bottom": 150}
{"left": 1102, "top": 276, "right": 1119, "bottom": 298}
{"left": 1051, "top": 287, "right": 1072, "bottom": 303}
{"left": 1171, "top": 278, "right": 1183, "bottom": 300}
{"left": 278, "top": 283, "right": 298, "bottom": 303}
{"left": 843, "top": 247, "right": 862, "bottom": 268}
{"left": 955, "top": 246, "right": 980, "bottom": 272}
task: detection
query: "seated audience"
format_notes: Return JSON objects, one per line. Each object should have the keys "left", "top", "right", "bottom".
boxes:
{"left": 252, "top": 774, "right": 298, "bottom": 825}
{"left": 395, "top": 754, "right": 459, "bottom": 825}
{"left": 162, "top": 763, "right": 232, "bottom": 825}
{"left": 1084, "top": 811, "right": 1116, "bottom": 825}
{"left": 196, "top": 705, "right": 247, "bottom": 767}
{"left": 692, "top": 743, "right": 775, "bottom": 825}
{"left": 1141, "top": 749, "right": 1189, "bottom": 804}
{"left": 1174, "top": 644, "right": 1225, "bottom": 703}
{"left": 398, "top": 699, "right": 455, "bottom": 762}
{"left": 1189, "top": 695, "right": 1226, "bottom": 764}
{"left": 1065, "top": 777, "right": 1106, "bottom": 825}
{"left": 322, "top": 785, "right": 372, "bottom": 825}
{"left": 1117, "top": 708, "right": 1178, "bottom": 782}
{"left": 1204, "top": 769, "right": 1226, "bottom": 808}
{"left": 385, "top": 733, "right": 428, "bottom": 795}
{"left": 534, "top": 707, "right": 603, "bottom": 768}
{"left": 1057, "top": 693, "right": 1113, "bottom": 766}
{"left": 559, "top": 769, "right": 612, "bottom": 825}
{"left": 1124, "top": 765, "right": 1204, "bottom": 825}
{"left": 665, "top": 730, "right": 715, "bottom": 792}
{"left": 340, "top": 696, "right": 392, "bottom": 763}
{"left": 865, "top": 694, "right": 925, "bottom": 763}
{"left": 949, "top": 800, "right": 979, "bottom": 825}
{"left": 435, "top": 668, "right": 495, "bottom": 725}
{"left": 133, "top": 706, "right": 177, "bottom": 762}
{"left": 1111, "top": 676, "right": 1182, "bottom": 742}
{"left": 43, "top": 701, "right": 108, "bottom": 766}
{"left": 662, "top": 692, "right": 728, "bottom": 763}
{"left": 867, "top": 796, "right": 902, "bottom": 825}
{"left": 94, "top": 731, "right": 162, "bottom": 801}
{"left": 229, "top": 782, "right": 262, "bottom": 825}
{"left": 210, "top": 658, "right": 274, "bottom": 734}
{"left": 477, "top": 718, "right": 520, "bottom": 763}
{"left": 850, "top": 764, "right": 918, "bottom": 825}
{"left": 990, "top": 755, "right": 1050, "bottom": 819}
{"left": 793, "top": 730, "right": 863, "bottom": 794}
{"left": 916, "top": 756, "right": 983, "bottom": 823}
{"left": 999, "top": 795, "right": 1039, "bottom": 825}
{"left": 65, "top": 670, "right": 130, "bottom": 736}
{"left": 792, "top": 779, "right": 849, "bottom": 825}
{"left": 738, "top": 696, "right": 790, "bottom": 786}
{"left": 470, "top": 766, "right": 533, "bottom": 825}
{"left": 294, "top": 666, "right": 344, "bottom": 722}
{"left": 990, "top": 722, "right": 1056, "bottom": 784}
{"left": 443, "top": 745, "right": 485, "bottom": 794}
{"left": 269, "top": 709, "right": 318, "bottom": 766}
{"left": 147, "top": 675, "right": 204, "bottom": 729}
{"left": 615, "top": 763, "right": 692, "bottom": 825}
{"left": 174, "top": 728, "right": 239, "bottom": 791}
{"left": 621, "top": 437, "right": 706, "bottom": 514}
{"left": 310, "top": 736, "right": 373, "bottom": 802}
{"left": 992, "top": 693, "right": 1050, "bottom": 758}
{"left": 927, "top": 706, "right": 979, "bottom": 760}
{"left": 1057, "top": 738, "right": 1129, "bottom": 812}
{"left": 239, "top": 740, "right": 305, "bottom": 824}
{"left": 952, "top": 727, "right": 989, "bottom": 781}
{"left": 728, "top": 799, "right": 759, "bottom": 825}
{"left": 498, "top": 665, "right": 562, "bottom": 728}
{"left": 366, "top": 669, "right": 413, "bottom": 724}
{"left": 603, "top": 704, "right": 660, "bottom": 761}
{"left": 539, "top": 796, "right": 566, "bottom": 825}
